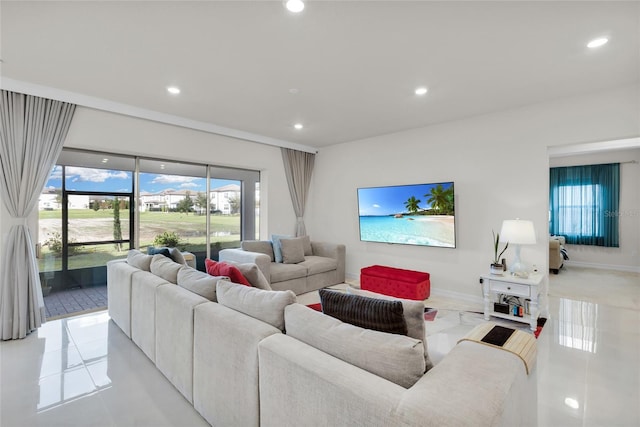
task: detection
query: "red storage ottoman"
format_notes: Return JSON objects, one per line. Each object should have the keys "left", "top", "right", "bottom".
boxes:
{"left": 360, "top": 265, "right": 430, "bottom": 300}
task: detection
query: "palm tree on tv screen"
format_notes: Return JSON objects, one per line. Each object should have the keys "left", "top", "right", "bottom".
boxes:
{"left": 404, "top": 196, "right": 421, "bottom": 214}
{"left": 426, "top": 184, "right": 454, "bottom": 215}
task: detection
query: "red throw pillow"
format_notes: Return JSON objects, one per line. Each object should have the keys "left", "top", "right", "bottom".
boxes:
{"left": 204, "top": 259, "right": 251, "bottom": 287}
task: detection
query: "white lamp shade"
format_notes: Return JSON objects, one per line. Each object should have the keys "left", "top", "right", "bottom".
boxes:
{"left": 499, "top": 219, "right": 536, "bottom": 245}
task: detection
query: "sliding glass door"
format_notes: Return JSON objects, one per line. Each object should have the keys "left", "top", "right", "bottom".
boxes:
{"left": 38, "top": 149, "right": 260, "bottom": 290}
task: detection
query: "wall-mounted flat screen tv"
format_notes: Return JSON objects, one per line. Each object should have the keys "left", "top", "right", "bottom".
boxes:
{"left": 357, "top": 182, "right": 456, "bottom": 248}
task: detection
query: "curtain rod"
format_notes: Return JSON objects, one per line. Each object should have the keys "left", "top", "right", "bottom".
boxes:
{"left": 621, "top": 160, "right": 638, "bottom": 164}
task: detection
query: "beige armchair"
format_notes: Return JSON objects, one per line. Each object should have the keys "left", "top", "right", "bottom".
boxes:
{"left": 549, "top": 237, "right": 565, "bottom": 274}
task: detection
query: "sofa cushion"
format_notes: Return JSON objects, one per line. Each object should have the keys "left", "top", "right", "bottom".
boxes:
{"left": 150, "top": 254, "right": 182, "bottom": 284}
{"left": 347, "top": 286, "right": 433, "bottom": 370}
{"left": 270, "top": 262, "right": 308, "bottom": 283}
{"left": 223, "top": 260, "right": 272, "bottom": 290}
{"left": 216, "top": 280, "right": 296, "bottom": 331}
{"left": 319, "top": 289, "right": 408, "bottom": 336}
{"left": 271, "top": 234, "right": 293, "bottom": 263}
{"left": 284, "top": 303, "right": 425, "bottom": 388}
{"left": 298, "top": 256, "right": 337, "bottom": 275}
{"left": 178, "top": 267, "right": 227, "bottom": 301}
{"left": 280, "top": 238, "right": 306, "bottom": 264}
{"left": 127, "top": 249, "right": 152, "bottom": 271}
{"left": 205, "top": 259, "right": 251, "bottom": 287}
{"left": 241, "top": 240, "right": 275, "bottom": 262}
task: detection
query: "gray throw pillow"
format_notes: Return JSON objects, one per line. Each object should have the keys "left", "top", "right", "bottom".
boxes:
{"left": 223, "top": 260, "right": 272, "bottom": 290}
{"left": 346, "top": 286, "right": 433, "bottom": 371}
{"left": 168, "top": 247, "right": 186, "bottom": 265}
{"left": 127, "top": 249, "right": 152, "bottom": 271}
{"left": 271, "top": 234, "right": 293, "bottom": 263}
{"left": 216, "top": 280, "right": 296, "bottom": 331}
{"left": 241, "top": 240, "right": 275, "bottom": 262}
{"left": 299, "top": 235, "right": 313, "bottom": 256}
{"left": 319, "top": 289, "right": 407, "bottom": 336}
{"left": 280, "top": 238, "right": 306, "bottom": 264}
{"left": 284, "top": 303, "right": 425, "bottom": 388}
{"left": 177, "top": 267, "right": 227, "bottom": 301}
{"left": 150, "top": 254, "right": 182, "bottom": 284}
{"left": 148, "top": 246, "right": 186, "bottom": 265}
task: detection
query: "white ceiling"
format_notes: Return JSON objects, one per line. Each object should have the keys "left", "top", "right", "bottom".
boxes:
{"left": 1, "top": 1, "right": 638, "bottom": 151}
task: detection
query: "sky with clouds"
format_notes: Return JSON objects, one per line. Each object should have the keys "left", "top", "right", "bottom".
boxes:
{"left": 45, "top": 166, "right": 235, "bottom": 194}
{"left": 357, "top": 182, "right": 454, "bottom": 216}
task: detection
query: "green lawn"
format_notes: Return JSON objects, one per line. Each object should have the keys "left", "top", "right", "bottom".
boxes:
{"left": 38, "top": 209, "right": 242, "bottom": 271}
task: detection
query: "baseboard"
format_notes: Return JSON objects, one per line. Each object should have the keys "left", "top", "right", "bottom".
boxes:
{"left": 564, "top": 260, "right": 640, "bottom": 273}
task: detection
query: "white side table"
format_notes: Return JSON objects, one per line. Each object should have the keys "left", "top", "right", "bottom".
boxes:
{"left": 480, "top": 273, "right": 543, "bottom": 331}
{"left": 182, "top": 251, "right": 196, "bottom": 269}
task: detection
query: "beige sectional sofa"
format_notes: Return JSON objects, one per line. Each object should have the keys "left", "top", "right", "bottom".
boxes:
{"left": 218, "top": 238, "right": 345, "bottom": 295}
{"left": 107, "top": 250, "right": 537, "bottom": 427}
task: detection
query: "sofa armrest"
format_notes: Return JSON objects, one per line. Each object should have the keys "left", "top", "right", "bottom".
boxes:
{"left": 549, "top": 240, "right": 563, "bottom": 270}
{"left": 311, "top": 241, "right": 346, "bottom": 282}
{"left": 219, "top": 248, "right": 272, "bottom": 283}
{"left": 258, "top": 333, "right": 403, "bottom": 427}
{"left": 396, "top": 341, "right": 536, "bottom": 426}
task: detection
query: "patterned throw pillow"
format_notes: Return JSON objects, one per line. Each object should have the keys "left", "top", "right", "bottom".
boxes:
{"left": 205, "top": 259, "right": 251, "bottom": 287}
{"left": 319, "top": 289, "right": 407, "bottom": 336}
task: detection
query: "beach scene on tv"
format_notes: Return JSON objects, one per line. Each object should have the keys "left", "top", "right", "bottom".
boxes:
{"left": 358, "top": 182, "right": 455, "bottom": 248}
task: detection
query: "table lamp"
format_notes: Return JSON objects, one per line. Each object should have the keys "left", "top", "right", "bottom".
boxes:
{"left": 500, "top": 219, "right": 536, "bottom": 277}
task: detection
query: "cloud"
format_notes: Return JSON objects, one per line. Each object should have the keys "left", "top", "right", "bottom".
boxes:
{"left": 372, "top": 204, "right": 380, "bottom": 208}
{"left": 49, "top": 166, "right": 63, "bottom": 180}
{"left": 151, "top": 175, "right": 198, "bottom": 185}
{"left": 66, "top": 167, "right": 129, "bottom": 183}
{"left": 180, "top": 182, "right": 199, "bottom": 188}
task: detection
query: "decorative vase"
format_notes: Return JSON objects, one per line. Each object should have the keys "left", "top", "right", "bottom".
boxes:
{"left": 490, "top": 263, "right": 504, "bottom": 275}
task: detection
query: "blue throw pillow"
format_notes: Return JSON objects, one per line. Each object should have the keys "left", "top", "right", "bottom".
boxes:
{"left": 147, "top": 247, "right": 171, "bottom": 259}
{"left": 271, "top": 234, "right": 293, "bottom": 263}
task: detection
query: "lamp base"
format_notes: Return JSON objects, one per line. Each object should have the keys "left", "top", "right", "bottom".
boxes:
{"left": 508, "top": 245, "right": 530, "bottom": 278}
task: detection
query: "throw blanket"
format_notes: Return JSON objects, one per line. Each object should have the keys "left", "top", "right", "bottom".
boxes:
{"left": 560, "top": 247, "right": 569, "bottom": 260}
{"left": 458, "top": 322, "right": 536, "bottom": 374}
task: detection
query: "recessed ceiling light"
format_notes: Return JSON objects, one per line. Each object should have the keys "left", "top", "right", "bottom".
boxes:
{"left": 101, "top": 158, "right": 108, "bottom": 163}
{"left": 285, "top": 0, "right": 304, "bottom": 13}
{"left": 294, "top": 123, "right": 304, "bottom": 130}
{"left": 587, "top": 37, "right": 608, "bottom": 49}
{"left": 564, "top": 398, "right": 579, "bottom": 409}
{"left": 415, "top": 87, "right": 428, "bottom": 96}
{"left": 160, "top": 164, "right": 165, "bottom": 169}
{"left": 166, "top": 86, "right": 181, "bottom": 95}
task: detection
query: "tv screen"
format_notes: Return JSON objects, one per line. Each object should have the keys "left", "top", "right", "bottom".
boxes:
{"left": 357, "top": 182, "right": 456, "bottom": 248}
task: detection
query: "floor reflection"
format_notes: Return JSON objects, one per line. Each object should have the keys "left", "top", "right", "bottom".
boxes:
{"left": 556, "top": 298, "right": 598, "bottom": 353}
{"left": 36, "top": 312, "right": 112, "bottom": 412}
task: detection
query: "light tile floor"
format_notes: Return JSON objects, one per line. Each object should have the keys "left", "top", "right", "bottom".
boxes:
{"left": 1, "top": 266, "right": 638, "bottom": 426}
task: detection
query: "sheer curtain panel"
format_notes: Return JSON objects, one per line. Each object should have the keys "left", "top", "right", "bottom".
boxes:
{"left": 0, "top": 90, "right": 76, "bottom": 340}
{"left": 549, "top": 163, "right": 620, "bottom": 247}
{"left": 281, "top": 148, "right": 315, "bottom": 237}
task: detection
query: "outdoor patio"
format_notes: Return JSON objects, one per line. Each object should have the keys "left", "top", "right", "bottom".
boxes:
{"left": 43, "top": 285, "right": 107, "bottom": 319}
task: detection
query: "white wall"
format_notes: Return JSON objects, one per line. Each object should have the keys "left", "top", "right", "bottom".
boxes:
{"left": 0, "top": 106, "right": 299, "bottom": 261}
{"left": 307, "top": 85, "right": 640, "bottom": 301}
{"left": 550, "top": 148, "right": 640, "bottom": 270}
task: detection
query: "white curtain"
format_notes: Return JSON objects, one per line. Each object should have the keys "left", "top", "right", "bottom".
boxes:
{"left": 0, "top": 90, "right": 76, "bottom": 340}
{"left": 281, "top": 148, "right": 315, "bottom": 237}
